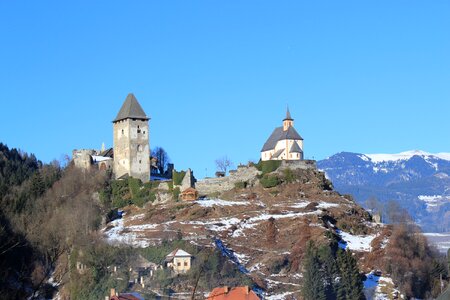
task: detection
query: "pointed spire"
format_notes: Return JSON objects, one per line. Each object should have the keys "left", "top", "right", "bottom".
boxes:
{"left": 113, "top": 93, "right": 149, "bottom": 122}
{"left": 284, "top": 105, "right": 293, "bottom": 121}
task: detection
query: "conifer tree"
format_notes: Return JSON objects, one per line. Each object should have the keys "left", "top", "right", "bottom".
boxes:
{"left": 336, "top": 249, "right": 364, "bottom": 300}
{"left": 318, "top": 245, "right": 339, "bottom": 298}
{"left": 302, "top": 242, "right": 326, "bottom": 300}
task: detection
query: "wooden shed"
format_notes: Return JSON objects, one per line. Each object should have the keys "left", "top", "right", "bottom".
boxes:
{"left": 180, "top": 187, "right": 198, "bottom": 201}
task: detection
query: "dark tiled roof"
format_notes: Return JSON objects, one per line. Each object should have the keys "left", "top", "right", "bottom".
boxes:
{"left": 100, "top": 148, "right": 114, "bottom": 158}
{"left": 290, "top": 142, "right": 303, "bottom": 153}
{"left": 261, "top": 126, "right": 303, "bottom": 152}
{"left": 113, "top": 93, "right": 149, "bottom": 122}
{"left": 437, "top": 286, "right": 450, "bottom": 300}
{"left": 272, "top": 149, "right": 285, "bottom": 159}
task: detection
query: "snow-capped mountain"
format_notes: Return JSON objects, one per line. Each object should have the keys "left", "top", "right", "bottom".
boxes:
{"left": 318, "top": 150, "right": 450, "bottom": 232}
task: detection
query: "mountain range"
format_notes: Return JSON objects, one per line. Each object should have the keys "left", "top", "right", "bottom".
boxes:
{"left": 318, "top": 150, "right": 450, "bottom": 232}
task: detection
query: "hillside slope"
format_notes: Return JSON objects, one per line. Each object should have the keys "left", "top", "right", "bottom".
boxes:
{"left": 102, "top": 165, "right": 396, "bottom": 299}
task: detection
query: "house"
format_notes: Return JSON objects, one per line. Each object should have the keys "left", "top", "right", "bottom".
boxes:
{"left": 207, "top": 286, "right": 260, "bottom": 300}
{"left": 260, "top": 108, "right": 304, "bottom": 161}
{"left": 180, "top": 187, "right": 199, "bottom": 201}
{"left": 165, "top": 249, "right": 193, "bottom": 273}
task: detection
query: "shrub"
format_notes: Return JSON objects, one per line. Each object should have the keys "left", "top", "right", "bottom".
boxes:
{"left": 260, "top": 174, "right": 281, "bottom": 188}
{"left": 234, "top": 181, "right": 248, "bottom": 189}
{"left": 255, "top": 160, "right": 282, "bottom": 175}
{"left": 173, "top": 187, "right": 181, "bottom": 201}
{"left": 283, "top": 168, "right": 296, "bottom": 183}
{"left": 172, "top": 170, "right": 186, "bottom": 186}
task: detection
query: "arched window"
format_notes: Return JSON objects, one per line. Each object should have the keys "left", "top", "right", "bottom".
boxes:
{"left": 137, "top": 145, "right": 142, "bottom": 152}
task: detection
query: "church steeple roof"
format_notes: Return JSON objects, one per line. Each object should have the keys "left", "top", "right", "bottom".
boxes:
{"left": 113, "top": 93, "right": 149, "bottom": 122}
{"left": 283, "top": 106, "right": 293, "bottom": 121}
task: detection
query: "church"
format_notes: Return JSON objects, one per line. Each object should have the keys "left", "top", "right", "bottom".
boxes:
{"left": 260, "top": 108, "right": 304, "bottom": 161}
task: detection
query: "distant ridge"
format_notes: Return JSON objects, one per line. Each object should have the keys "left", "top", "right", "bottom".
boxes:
{"left": 318, "top": 150, "right": 450, "bottom": 233}
{"left": 362, "top": 150, "right": 450, "bottom": 163}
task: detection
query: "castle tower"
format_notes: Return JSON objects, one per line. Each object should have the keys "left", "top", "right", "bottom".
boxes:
{"left": 283, "top": 107, "right": 294, "bottom": 131}
{"left": 113, "top": 93, "right": 150, "bottom": 182}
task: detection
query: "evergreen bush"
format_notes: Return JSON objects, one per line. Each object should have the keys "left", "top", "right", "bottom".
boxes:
{"left": 260, "top": 174, "right": 281, "bottom": 188}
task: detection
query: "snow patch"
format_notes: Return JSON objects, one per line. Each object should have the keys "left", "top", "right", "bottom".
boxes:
{"left": 337, "top": 230, "right": 377, "bottom": 252}
{"left": 196, "top": 199, "right": 250, "bottom": 207}
{"left": 365, "top": 150, "right": 450, "bottom": 163}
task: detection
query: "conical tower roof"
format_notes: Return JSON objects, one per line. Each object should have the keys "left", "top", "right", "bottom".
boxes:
{"left": 113, "top": 93, "right": 149, "bottom": 122}
{"left": 283, "top": 106, "right": 293, "bottom": 121}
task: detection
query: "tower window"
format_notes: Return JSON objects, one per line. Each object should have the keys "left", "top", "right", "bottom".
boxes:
{"left": 137, "top": 145, "right": 142, "bottom": 152}
{"left": 137, "top": 125, "right": 141, "bottom": 134}
{"left": 139, "top": 160, "right": 141, "bottom": 164}
{"left": 121, "top": 129, "right": 124, "bottom": 135}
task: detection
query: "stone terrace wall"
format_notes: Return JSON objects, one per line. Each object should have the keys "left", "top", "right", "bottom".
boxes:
{"left": 279, "top": 159, "right": 317, "bottom": 170}
{"left": 196, "top": 160, "right": 317, "bottom": 196}
{"left": 196, "top": 165, "right": 261, "bottom": 196}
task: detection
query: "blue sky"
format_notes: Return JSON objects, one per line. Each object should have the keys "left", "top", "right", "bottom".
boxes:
{"left": 0, "top": 1, "right": 449, "bottom": 178}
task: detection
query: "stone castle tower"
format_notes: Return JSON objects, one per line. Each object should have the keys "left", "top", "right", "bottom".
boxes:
{"left": 113, "top": 93, "right": 150, "bottom": 182}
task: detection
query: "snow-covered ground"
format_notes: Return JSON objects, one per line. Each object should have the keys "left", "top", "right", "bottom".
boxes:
{"left": 418, "top": 195, "right": 450, "bottom": 212}
{"left": 364, "top": 272, "right": 400, "bottom": 300}
{"left": 102, "top": 216, "right": 152, "bottom": 248}
{"left": 423, "top": 232, "right": 450, "bottom": 254}
{"left": 195, "top": 199, "right": 250, "bottom": 207}
{"left": 288, "top": 201, "right": 341, "bottom": 209}
{"left": 337, "top": 230, "right": 377, "bottom": 252}
{"left": 266, "top": 291, "right": 299, "bottom": 300}
{"left": 364, "top": 150, "right": 450, "bottom": 163}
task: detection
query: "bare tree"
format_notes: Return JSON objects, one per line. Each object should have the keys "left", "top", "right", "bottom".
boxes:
{"left": 151, "top": 147, "right": 171, "bottom": 175}
{"left": 215, "top": 156, "right": 233, "bottom": 175}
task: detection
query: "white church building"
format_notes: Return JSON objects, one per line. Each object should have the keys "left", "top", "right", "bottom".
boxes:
{"left": 260, "top": 108, "right": 304, "bottom": 161}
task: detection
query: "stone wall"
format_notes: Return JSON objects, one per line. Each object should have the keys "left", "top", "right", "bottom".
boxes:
{"left": 279, "top": 159, "right": 316, "bottom": 170}
{"left": 196, "top": 160, "right": 317, "bottom": 196}
{"left": 72, "top": 149, "right": 95, "bottom": 170}
{"left": 196, "top": 165, "right": 261, "bottom": 196}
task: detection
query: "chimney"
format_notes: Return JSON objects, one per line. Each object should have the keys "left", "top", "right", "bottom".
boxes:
{"left": 245, "top": 286, "right": 250, "bottom": 294}
{"left": 224, "top": 286, "right": 229, "bottom": 293}
{"left": 110, "top": 288, "right": 116, "bottom": 297}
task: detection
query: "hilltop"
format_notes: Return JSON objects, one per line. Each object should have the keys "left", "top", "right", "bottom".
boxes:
{"left": 102, "top": 162, "right": 406, "bottom": 299}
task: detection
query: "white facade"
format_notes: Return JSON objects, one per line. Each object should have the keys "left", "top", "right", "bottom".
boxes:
{"left": 260, "top": 109, "right": 304, "bottom": 161}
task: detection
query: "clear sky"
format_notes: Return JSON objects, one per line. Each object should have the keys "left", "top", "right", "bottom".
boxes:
{"left": 1, "top": 1, "right": 449, "bottom": 178}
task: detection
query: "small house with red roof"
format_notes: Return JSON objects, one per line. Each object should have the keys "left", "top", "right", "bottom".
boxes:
{"left": 207, "top": 286, "right": 260, "bottom": 300}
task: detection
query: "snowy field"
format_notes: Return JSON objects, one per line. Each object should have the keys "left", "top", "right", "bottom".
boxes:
{"left": 418, "top": 195, "right": 450, "bottom": 212}
{"left": 337, "top": 230, "right": 377, "bottom": 252}
{"left": 423, "top": 232, "right": 450, "bottom": 254}
{"left": 195, "top": 199, "right": 250, "bottom": 207}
